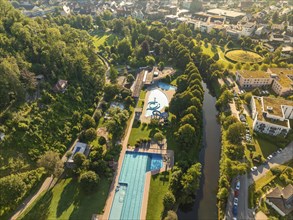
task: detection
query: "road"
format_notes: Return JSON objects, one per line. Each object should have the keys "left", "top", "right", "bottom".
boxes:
{"left": 225, "top": 141, "right": 293, "bottom": 220}
{"left": 249, "top": 141, "right": 293, "bottom": 185}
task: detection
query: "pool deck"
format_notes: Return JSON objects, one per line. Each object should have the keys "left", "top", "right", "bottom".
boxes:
{"left": 140, "top": 85, "right": 176, "bottom": 123}
{"left": 101, "top": 105, "right": 174, "bottom": 220}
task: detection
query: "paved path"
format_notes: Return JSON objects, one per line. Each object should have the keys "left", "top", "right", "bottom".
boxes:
{"left": 249, "top": 141, "right": 293, "bottom": 185}
{"left": 10, "top": 176, "right": 54, "bottom": 220}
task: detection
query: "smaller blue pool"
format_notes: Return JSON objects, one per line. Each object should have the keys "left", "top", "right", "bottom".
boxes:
{"left": 157, "top": 82, "right": 177, "bottom": 91}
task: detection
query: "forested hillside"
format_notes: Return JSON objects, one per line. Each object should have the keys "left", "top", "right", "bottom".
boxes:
{"left": 0, "top": 0, "right": 105, "bottom": 217}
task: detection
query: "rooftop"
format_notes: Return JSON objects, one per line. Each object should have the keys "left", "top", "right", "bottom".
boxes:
{"left": 253, "top": 96, "right": 292, "bottom": 127}
{"left": 237, "top": 70, "right": 270, "bottom": 78}
{"left": 207, "top": 8, "right": 245, "bottom": 18}
{"left": 268, "top": 68, "right": 293, "bottom": 88}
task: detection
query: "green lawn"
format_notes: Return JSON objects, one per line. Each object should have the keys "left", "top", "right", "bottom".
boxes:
{"left": 146, "top": 171, "right": 170, "bottom": 220}
{"left": 128, "top": 122, "right": 160, "bottom": 146}
{"left": 92, "top": 34, "right": 110, "bottom": 49}
{"left": 225, "top": 50, "right": 263, "bottom": 63}
{"left": 19, "top": 177, "right": 111, "bottom": 220}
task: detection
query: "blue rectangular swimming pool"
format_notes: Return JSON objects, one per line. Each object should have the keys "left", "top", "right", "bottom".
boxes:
{"left": 109, "top": 152, "right": 163, "bottom": 220}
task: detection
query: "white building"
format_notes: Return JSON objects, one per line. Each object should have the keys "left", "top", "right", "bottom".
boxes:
{"left": 251, "top": 96, "right": 293, "bottom": 136}
{"left": 241, "top": 22, "right": 256, "bottom": 36}
{"left": 235, "top": 70, "right": 272, "bottom": 88}
{"left": 67, "top": 142, "right": 88, "bottom": 163}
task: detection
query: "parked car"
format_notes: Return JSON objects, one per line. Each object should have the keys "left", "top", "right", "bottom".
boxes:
{"left": 277, "top": 148, "right": 283, "bottom": 153}
{"left": 235, "top": 181, "right": 240, "bottom": 190}
{"left": 233, "top": 197, "right": 239, "bottom": 206}
{"left": 232, "top": 204, "right": 238, "bottom": 216}
{"left": 234, "top": 190, "right": 239, "bottom": 197}
{"left": 251, "top": 166, "right": 257, "bottom": 172}
{"left": 267, "top": 155, "right": 273, "bottom": 160}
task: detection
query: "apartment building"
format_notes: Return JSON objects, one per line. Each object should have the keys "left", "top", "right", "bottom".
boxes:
{"left": 235, "top": 70, "right": 272, "bottom": 88}
{"left": 251, "top": 96, "right": 293, "bottom": 136}
{"left": 267, "top": 68, "right": 293, "bottom": 96}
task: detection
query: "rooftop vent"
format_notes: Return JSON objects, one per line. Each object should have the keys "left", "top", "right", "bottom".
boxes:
{"left": 267, "top": 106, "right": 273, "bottom": 111}
{"left": 270, "top": 73, "right": 277, "bottom": 78}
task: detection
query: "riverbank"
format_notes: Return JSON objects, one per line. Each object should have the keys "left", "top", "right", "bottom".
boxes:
{"left": 177, "top": 81, "right": 221, "bottom": 220}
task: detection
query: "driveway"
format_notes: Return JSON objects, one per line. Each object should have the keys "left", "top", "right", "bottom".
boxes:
{"left": 249, "top": 141, "right": 293, "bottom": 185}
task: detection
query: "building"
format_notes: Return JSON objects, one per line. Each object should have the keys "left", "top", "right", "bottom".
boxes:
{"left": 251, "top": 96, "right": 293, "bottom": 136}
{"left": 266, "top": 184, "right": 293, "bottom": 216}
{"left": 235, "top": 70, "right": 272, "bottom": 88}
{"left": 67, "top": 142, "right": 89, "bottom": 165}
{"left": 267, "top": 68, "right": 293, "bottom": 96}
{"left": 241, "top": 22, "right": 256, "bottom": 36}
{"left": 207, "top": 8, "right": 245, "bottom": 24}
{"left": 53, "top": 79, "right": 68, "bottom": 93}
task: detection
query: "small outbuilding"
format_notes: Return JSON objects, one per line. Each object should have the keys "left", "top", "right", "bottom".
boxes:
{"left": 53, "top": 79, "right": 68, "bottom": 93}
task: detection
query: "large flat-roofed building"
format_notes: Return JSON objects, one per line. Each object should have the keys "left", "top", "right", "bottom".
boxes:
{"left": 251, "top": 96, "right": 293, "bottom": 136}
{"left": 235, "top": 70, "right": 272, "bottom": 88}
{"left": 267, "top": 68, "right": 293, "bottom": 96}
{"left": 207, "top": 8, "right": 245, "bottom": 24}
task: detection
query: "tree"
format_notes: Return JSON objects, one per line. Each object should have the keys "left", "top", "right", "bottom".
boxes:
{"left": 73, "top": 152, "right": 86, "bottom": 168}
{"left": 169, "top": 167, "right": 183, "bottom": 197}
{"left": 164, "top": 210, "right": 178, "bottom": 220}
{"left": 117, "top": 38, "right": 132, "bottom": 61}
{"left": 81, "top": 114, "right": 96, "bottom": 129}
{"left": 217, "top": 187, "right": 228, "bottom": 200}
{"left": 223, "top": 115, "right": 238, "bottom": 129}
{"left": 0, "top": 174, "right": 27, "bottom": 206}
{"left": 84, "top": 128, "right": 97, "bottom": 143}
{"left": 37, "top": 151, "right": 64, "bottom": 177}
{"left": 127, "top": 74, "right": 135, "bottom": 84}
{"left": 154, "top": 132, "right": 164, "bottom": 144}
{"left": 176, "top": 124, "right": 196, "bottom": 149}
{"left": 163, "top": 191, "right": 176, "bottom": 211}
{"left": 244, "top": 92, "right": 252, "bottom": 104}
{"left": 226, "top": 122, "right": 246, "bottom": 144}
{"left": 180, "top": 163, "right": 201, "bottom": 204}
{"left": 79, "top": 171, "right": 100, "bottom": 193}
{"left": 109, "top": 66, "right": 118, "bottom": 83}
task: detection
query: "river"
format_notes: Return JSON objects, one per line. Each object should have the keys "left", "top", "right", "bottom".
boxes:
{"left": 177, "top": 81, "right": 221, "bottom": 220}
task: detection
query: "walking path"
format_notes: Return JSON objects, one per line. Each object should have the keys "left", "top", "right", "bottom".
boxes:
{"left": 10, "top": 176, "right": 54, "bottom": 220}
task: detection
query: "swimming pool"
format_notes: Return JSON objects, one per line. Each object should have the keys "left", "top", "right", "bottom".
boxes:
{"left": 109, "top": 152, "right": 163, "bottom": 220}
{"left": 157, "top": 82, "right": 177, "bottom": 91}
{"left": 145, "top": 89, "right": 169, "bottom": 117}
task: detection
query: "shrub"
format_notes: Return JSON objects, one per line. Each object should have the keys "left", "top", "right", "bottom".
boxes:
{"left": 163, "top": 191, "right": 176, "bottom": 211}
{"left": 98, "top": 136, "right": 107, "bottom": 145}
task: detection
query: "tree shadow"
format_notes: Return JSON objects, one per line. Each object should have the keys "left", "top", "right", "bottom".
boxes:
{"left": 56, "top": 178, "right": 77, "bottom": 218}
{"left": 159, "top": 171, "right": 170, "bottom": 184}
{"left": 22, "top": 190, "right": 53, "bottom": 220}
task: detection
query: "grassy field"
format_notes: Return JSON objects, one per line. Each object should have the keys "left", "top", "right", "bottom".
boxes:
{"left": 146, "top": 171, "right": 170, "bottom": 220}
{"left": 19, "top": 177, "right": 111, "bottom": 220}
{"left": 225, "top": 50, "right": 263, "bottom": 63}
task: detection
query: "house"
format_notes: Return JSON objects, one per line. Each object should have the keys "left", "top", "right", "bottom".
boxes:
{"left": 251, "top": 96, "right": 293, "bottom": 136}
{"left": 67, "top": 142, "right": 89, "bottom": 166}
{"left": 53, "top": 79, "right": 68, "bottom": 93}
{"left": 266, "top": 184, "right": 293, "bottom": 216}
{"left": 61, "top": 5, "right": 71, "bottom": 16}
{"left": 239, "top": 1, "right": 254, "bottom": 10}
{"left": 281, "top": 46, "right": 293, "bottom": 58}
{"left": 267, "top": 68, "right": 293, "bottom": 96}
{"left": 235, "top": 70, "right": 273, "bottom": 89}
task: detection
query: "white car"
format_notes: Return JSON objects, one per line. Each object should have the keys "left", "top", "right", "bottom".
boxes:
{"left": 267, "top": 155, "right": 273, "bottom": 160}
{"left": 251, "top": 166, "right": 257, "bottom": 172}
{"left": 235, "top": 181, "right": 240, "bottom": 190}
{"left": 234, "top": 197, "right": 239, "bottom": 206}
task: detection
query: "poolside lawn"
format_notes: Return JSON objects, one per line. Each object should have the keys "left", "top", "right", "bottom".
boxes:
{"left": 128, "top": 122, "right": 161, "bottom": 146}
{"left": 146, "top": 171, "right": 170, "bottom": 220}
{"left": 20, "top": 177, "right": 111, "bottom": 220}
